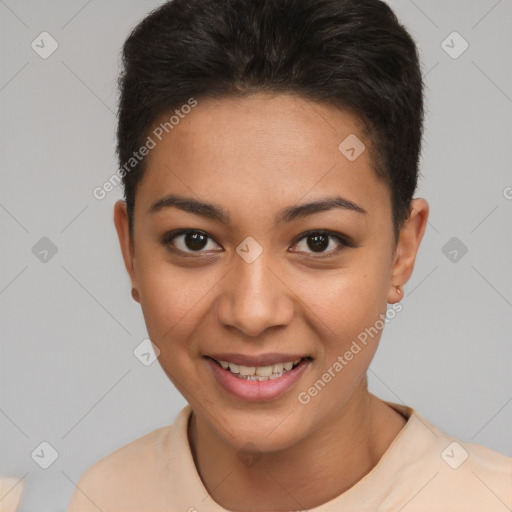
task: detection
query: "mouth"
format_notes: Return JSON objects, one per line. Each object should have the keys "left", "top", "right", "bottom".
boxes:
{"left": 205, "top": 355, "right": 310, "bottom": 381}
{"left": 203, "top": 353, "right": 313, "bottom": 402}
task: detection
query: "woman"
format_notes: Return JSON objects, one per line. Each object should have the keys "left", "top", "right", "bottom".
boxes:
{"left": 68, "top": 0, "right": 512, "bottom": 510}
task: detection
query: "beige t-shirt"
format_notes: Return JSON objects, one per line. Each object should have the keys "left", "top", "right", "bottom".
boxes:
{"left": 67, "top": 402, "right": 512, "bottom": 511}
{"left": 0, "top": 478, "right": 25, "bottom": 512}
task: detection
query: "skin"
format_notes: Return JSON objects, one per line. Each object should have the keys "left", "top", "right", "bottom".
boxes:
{"left": 114, "top": 93, "right": 429, "bottom": 511}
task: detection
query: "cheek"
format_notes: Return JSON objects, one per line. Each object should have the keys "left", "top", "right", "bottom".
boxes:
{"left": 135, "top": 258, "right": 219, "bottom": 352}
{"left": 294, "top": 272, "right": 385, "bottom": 413}
{"left": 292, "top": 260, "right": 390, "bottom": 394}
{"left": 136, "top": 267, "right": 204, "bottom": 397}
{"left": 294, "top": 264, "right": 388, "bottom": 343}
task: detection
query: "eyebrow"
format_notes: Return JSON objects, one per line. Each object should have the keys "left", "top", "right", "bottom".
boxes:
{"left": 148, "top": 194, "right": 367, "bottom": 225}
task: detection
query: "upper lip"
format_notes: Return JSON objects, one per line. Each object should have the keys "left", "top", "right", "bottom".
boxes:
{"left": 206, "top": 353, "right": 309, "bottom": 367}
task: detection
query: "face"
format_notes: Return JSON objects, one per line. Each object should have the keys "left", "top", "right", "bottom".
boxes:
{"left": 114, "top": 93, "right": 428, "bottom": 452}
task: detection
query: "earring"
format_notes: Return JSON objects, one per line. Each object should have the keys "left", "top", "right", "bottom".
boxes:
{"left": 396, "top": 286, "right": 401, "bottom": 295}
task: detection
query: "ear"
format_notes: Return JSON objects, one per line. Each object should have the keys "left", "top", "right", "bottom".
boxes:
{"left": 387, "top": 198, "right": 429, "bottom": 303}
{"left": 113, "top": 200, "right": 140, "bottom": 303}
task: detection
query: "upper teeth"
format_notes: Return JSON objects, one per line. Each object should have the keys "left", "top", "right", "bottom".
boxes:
{"left": 218, "top": 358, "right": 301, "bottom": 377}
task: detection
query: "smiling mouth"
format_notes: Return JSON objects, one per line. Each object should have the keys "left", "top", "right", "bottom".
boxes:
{"left": 206, "top": 356, "right": 311, "bottom": 381}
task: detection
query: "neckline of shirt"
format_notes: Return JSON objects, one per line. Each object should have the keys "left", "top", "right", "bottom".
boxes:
{"left": 160, "top": 400, "right": 439, "bottom": 511}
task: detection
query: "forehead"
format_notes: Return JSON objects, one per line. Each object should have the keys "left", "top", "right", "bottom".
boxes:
{"left": 136, "top": 93, "right": 390, "bottom": 224}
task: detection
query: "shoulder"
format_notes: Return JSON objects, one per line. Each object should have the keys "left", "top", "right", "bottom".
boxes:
{"left": 0, "top": 477, "right": 25, "bottom": 512}
{"left": 402, "top": 408, "right": 512, "bottom": 511}
{"left": 444, "top": 437, "right": 512, "bottom": 494}
{"left": 66, "top": 426, "right": 170, "bottom": 511}
{"left": 67, "top": 406, "right": 192, "bottom": 512}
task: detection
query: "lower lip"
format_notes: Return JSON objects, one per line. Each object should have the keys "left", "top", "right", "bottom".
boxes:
{"left": 205, "top": 357, "right": 311, "bottom": 402}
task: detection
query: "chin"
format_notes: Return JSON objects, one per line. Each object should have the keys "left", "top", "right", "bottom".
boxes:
{"left": 209, "top": 403, "right": 311, "bottom": 453}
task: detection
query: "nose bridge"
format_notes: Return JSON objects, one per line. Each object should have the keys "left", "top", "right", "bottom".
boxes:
{"left": 216, "top": 247, "right": 294, "bottom": 337}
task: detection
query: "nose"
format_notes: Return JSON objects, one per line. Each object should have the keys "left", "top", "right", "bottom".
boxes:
{"left": 215, "top": 250, "right": 295, "bottom": 338}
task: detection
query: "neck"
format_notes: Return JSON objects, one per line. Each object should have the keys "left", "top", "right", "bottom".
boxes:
{"left": 188, "top": 379, "right": 406, "bottom": 511}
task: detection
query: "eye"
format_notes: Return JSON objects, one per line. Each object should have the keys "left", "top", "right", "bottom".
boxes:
{"left": 162, "top": 229, "right": 222, "bottom": 255}
{"left": 290, "top": 230, "right": 350, "bottom": 257}
{"left": 162, "top": 228, "right": 352, "bottom": 258}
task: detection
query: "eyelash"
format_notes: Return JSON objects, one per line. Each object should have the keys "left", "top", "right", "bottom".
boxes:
{"left": 161, "top": 229, "right": 353, "bottom": 258}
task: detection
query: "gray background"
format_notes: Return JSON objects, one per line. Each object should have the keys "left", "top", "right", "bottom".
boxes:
{"left": 1, "top": 0, "right": 511, "bottom": 510}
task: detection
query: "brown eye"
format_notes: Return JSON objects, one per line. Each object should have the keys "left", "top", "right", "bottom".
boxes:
{"left": 291, "top": 231, "right": 348, "bottom": 256}
{"left": 162, "top": 230, "right": 222, "bottom": 254}
{"left": 182, "top": 232, "right": 208, "bottom": 251}
{"left": 306, "top": 233, "right": 329, "bottom": 252}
